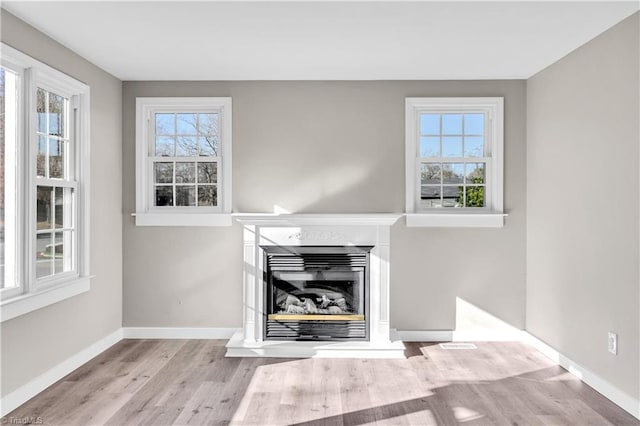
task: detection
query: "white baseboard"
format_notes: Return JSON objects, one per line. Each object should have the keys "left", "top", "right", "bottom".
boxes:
{"left": 397, "top": 329, "right": 526, "bottom": 342}
{"left": 0, "top": 328, "right": 123, "bottom": 417}
{"left": 122, "top": 327, "right": 238, "bottom": 339}
{"left": 523, "top": 332, "right": 640, "bottom": 420}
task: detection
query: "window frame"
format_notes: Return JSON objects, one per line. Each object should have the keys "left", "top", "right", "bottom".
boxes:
{"left": 135, "top": 97, "right": 232, "bottom": 227}
{"left": 0, "top": 43, "right": 91, "bottom": 321}
{"left": 405, "top": 97, "right": 505, "bottom": 227}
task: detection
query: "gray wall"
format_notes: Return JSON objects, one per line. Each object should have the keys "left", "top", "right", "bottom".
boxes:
{"left": 122, "top": 81, "right": 526, "bottom": 331}
{"left": 0, "top": 11, "right": 123, "bottom": 397}
{"left": 527, "top": 13, "right": 639, "bottom": 399}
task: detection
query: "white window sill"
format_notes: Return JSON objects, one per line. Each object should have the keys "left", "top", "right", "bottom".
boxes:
{"left": 405, "top": 212, "right": 507, "bottom": 228}
{"left": 133, "top": 212, "right": 233, "bottom": 227}
{"left": 1, "top": 276, "right": 91, "bottom": 323}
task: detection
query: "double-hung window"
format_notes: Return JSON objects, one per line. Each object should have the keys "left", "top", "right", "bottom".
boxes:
{"left": 135, "top": 97, "right": 232, "bottom": 226}
{"left": 405, "top": 97, "right": 505, "bottom": 227}
{"left": 1, "top": 43, "right": 90, "bottom": 321}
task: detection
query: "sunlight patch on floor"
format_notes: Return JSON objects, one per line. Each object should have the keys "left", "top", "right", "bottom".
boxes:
{"left": 453, "top": 406, "right": 486, "bottom": 422}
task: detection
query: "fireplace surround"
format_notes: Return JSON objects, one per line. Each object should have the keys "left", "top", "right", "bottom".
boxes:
{"left": 226, "top": 214, "right": 405, "bottom": 358}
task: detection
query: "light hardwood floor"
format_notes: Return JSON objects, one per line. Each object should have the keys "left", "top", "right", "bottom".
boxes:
{"left": 5, "top": 340, "right": 638, "bottom": 425}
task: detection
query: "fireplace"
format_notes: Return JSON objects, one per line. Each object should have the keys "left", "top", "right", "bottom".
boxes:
{"left": 263, "top": 246, "right": 372, "bottom": 340}
{"left": 226, "top": 214, "right": 405, "bottom": 358}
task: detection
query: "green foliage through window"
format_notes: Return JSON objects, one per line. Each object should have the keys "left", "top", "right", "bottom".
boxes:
{"left": 457, "top": 177, "right": 485, "bottom": 207}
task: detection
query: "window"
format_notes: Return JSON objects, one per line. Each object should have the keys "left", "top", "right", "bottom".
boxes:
{"left": 405, "top": 97, "right": 505, "bottom": 227}
{"left": 135, "top": 97, "right": 232, "bottom": 226}
{"left": 35, "top": 88, "right": 76, "bottom": 282}
{"left": 1, "top": 43, "right": 90, "bottom": 321}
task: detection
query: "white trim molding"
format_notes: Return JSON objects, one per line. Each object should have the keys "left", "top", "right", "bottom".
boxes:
{"left": 405, "top": 97, "right": 504, "bottom": 227}
{"left": 405, "top": 212, "right": 507, "bottom": 228}
{"left": 0, "top": 328, "right": 123, "bottom": 417}
{"left": 524, "top": 332, "right": 640, "bottom": 420}
{"left": 1, "top": 277, "right": 91, "bottom": 323}
{"left": 122, "top": 327, "right": 238, "bottom": 339}
{"left": 397, "top": 329, "right": 526, "bottom": 342}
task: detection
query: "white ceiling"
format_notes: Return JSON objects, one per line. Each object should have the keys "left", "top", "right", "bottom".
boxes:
{"left": 2, "top": 1, "right": 638, "bottom": 81}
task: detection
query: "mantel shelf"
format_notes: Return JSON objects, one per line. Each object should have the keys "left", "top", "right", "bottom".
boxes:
{"left": 232, "top": 213, "right": 402, "bottom": 226}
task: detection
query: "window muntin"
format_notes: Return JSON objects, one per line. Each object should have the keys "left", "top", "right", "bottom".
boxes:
{"left": 418, "top": 112, "right": 490, "bottom": 209}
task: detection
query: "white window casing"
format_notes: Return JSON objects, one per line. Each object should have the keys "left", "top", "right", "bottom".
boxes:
{"left": 134, "top": 97, "right": 232, "bottom": 226}
{"left": 405, "top": 97, "right": 506, "bottom": 227}
{"left": 1, "top": 43, "right": 91, "bottom": 322}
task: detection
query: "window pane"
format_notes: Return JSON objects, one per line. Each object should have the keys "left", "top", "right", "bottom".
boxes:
{"left": 37, "top": 135, "right": 47, "bottom": 177}
{"left": 464, "top": 114, "right": 484, "bottom": 135}
{"left": 53, "top": 231, "right": 72, "bottom": 274}
{"left": 176, "top": 113, "right": 197, "bottom": 135}
{"left": 155, "top": 113, "right": 175, "bottom": 135}
{"left": 420, "top": 186, "right": 441, "bottom": 209}
{"left": 198, "top": 185, "right": 217, "bottom": 207}
{"left": 49, "top": 138, "right": 65, "bottom": 178}
{"left": 420, "top": 163, "right": 441, "bottom": 185}
{"left": 420, "top": 114, "right": 440, "bottom": 135}
{"left": 37, "top": 186, "right": 53, "bottom": 230}
{"left": 443, "top": 186, "right": 462, "bottom": 208}
{"left": 466, "top": 163, "right": 485, "bottom": 184}
{"left": 442, "top": 136, "right": 462, "bottom": 157}
{"left": 48, "top": 93, "right": 65, "bottom": 137}
{"left": 36, "top": 232, "right": 53, "bottom": 279}
{"left": 465, "top": 186, "right": 485, "bottom": 207}
{"left": 175, "top": 162, "right": 195, "bottom": 183}
{"left": 55, "top": 187, "right": 64, "bottom": 228}
{"left": 198, "top": 113, "right": 218, "bottom": 135}
{"left": 198, "top": 163, "right": 217, "bottom": 184}
{"left": 464, "top": 136, "right": 484, "bottom": 158}
{"left": 176, "top": 136, "right": 198, "bottom": 156}
{"left": 155, "top": 186, "right": 173, "bottom": 206}
{"left": 155, "top": 136, "right": 175, "bottom": 156}
{"left": 442, "top": 163, "right": 464, "bottom": 184}
{"left": 442, "top": 114, "right": 462, "bottom": 135}
{"left": 419, "top": 136, "right": 439, "bottom": 157}
{"left": 176, "top": 185, "right": 196, "bottom": 206}
{"left": 199, "top": 136, "right": 218, "bottom": 156}
{"left": 154, "top": 162, "right": 173, "bottom": 183}
{"left": 37, "top": 88, "right": 46, "bottom": 133}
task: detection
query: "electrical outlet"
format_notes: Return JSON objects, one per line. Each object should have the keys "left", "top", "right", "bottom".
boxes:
{"left": 608, "top": 332, "right": 617, "bottom": 355}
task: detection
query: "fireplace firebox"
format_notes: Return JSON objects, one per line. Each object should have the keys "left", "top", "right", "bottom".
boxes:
{"left": 262, "top": 245, "right": 372, "bottom": 341}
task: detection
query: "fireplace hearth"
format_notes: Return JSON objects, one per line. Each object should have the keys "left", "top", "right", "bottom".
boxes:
{"left": 263, "top": 246, "right": 372, "bottom": 340}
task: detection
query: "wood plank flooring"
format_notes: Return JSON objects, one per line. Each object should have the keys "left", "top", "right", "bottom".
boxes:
{"left": 4, "top": 340, "right": 638, "bottom": 425}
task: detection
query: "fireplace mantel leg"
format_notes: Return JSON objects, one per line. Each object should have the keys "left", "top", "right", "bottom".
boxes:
{"left": 242, "top": 224, "right": 258, "bottom": 343}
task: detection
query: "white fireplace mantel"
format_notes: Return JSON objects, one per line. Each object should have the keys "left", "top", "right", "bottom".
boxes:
{"left": 226, "top": 213, "right": 406, "bottom": 358}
